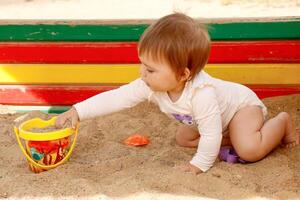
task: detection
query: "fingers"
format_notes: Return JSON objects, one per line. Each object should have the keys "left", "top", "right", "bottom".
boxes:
{"left": 174, "top": 163, "right": 202, "bottom": 175}
{"left": 70, "top": 107, "right": 79, "bottom": 129}
{"left": 55, "top": 114, "right": 67, "bottom": 128}
{"left": 175, "top": 164, "right": 190, "bottom": 172}
{"left": 55, "top": 107, "right": 79, "bottom": 129}
{"left": 71, "top": 113, "right": 79, "bottom": 129}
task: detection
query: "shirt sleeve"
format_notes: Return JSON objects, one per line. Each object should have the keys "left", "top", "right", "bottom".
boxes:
{"left": 189, "top": 86, "right": 223, "bottom": 172}
{"left": 74, "top": 78, "right": 151, "bottom": 121}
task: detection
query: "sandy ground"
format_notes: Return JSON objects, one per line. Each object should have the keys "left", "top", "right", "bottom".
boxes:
{"left": 0, "top": 94, "right": 299, "bottom": 200}
{"left": 0, "top": 0, "right": 299, "bottom": 20}
{"left": 0, "top": 1, "right": 299, "bottom": 199}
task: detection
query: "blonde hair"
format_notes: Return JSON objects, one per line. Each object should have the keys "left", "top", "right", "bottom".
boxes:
{"left": 138, "top": 13, "right": 211, "bottom": 80}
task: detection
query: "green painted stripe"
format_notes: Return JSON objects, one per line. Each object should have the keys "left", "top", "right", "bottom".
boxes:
{"left": 209, "top": 21, "right": 300, "bottom": 40}
{"left": 0, "top": 24, "right": 147, "bottom": 41}
{"left": 0, "top": 21, "right": 300, "bottom": 41}
{"left": 6, "top": 105, "right": 70, "bottom": 114}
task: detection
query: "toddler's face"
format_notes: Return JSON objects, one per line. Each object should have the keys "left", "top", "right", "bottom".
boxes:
{"left": 139, "top": 54, "right": 184, "bottom": 93}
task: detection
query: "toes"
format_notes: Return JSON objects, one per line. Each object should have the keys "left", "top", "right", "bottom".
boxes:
{"left": 284, "top": 141, "right": 297, "bottom": 148}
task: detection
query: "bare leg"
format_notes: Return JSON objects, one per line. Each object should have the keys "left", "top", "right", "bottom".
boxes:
{"left": 175, "top": 125, "right": 199, "bottom": 147}
{"left": 229, "top": 106, "right": 299, "bottom": 162}
{"left": 175, "top": 125, "right": 232, "bottom": 148}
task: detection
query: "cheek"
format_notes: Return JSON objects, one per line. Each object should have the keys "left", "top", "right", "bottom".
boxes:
{"left": 145, "top": 77, "right": 163, "bottom": 90}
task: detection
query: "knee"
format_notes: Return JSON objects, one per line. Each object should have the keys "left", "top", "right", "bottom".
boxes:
{"left": 175, "top": 132, "right": 188, "bottom": 147}
{"left": 235, "top": 143, "right": 264, "bottom": 162}
{"left": 175, "top": 127, "right": 199, "bottom": 147}
{"left": 277, "top": 112, "right": 290, "bottom": 122}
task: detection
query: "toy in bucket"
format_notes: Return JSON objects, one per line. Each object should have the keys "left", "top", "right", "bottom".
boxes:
{"left": 14, "top": 116, "right": 78, "bottom": 173}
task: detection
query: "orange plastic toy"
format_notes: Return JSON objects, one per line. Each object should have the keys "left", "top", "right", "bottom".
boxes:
{"left": 124, "top": 134, "right": 150, "bottom": 146}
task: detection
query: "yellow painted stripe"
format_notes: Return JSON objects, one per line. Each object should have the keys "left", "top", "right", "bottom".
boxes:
{"left": 0, "top": 64, "right": 299, "bottom": 85}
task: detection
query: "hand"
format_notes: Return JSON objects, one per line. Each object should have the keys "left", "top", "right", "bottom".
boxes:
{"left": 56, "top": 107, "right": 79, "bottom": 129}
{"left": 176, "top": 163, "right": 202, "bottom": 175}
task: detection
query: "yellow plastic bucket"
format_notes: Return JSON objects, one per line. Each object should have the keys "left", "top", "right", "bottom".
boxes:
{"left": 14, "top": 116, "right": 78, "bottom": 173}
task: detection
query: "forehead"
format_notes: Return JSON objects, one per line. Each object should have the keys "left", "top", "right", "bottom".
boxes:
{"left": 139, "top": 53, "right": 167, "bottom": 68}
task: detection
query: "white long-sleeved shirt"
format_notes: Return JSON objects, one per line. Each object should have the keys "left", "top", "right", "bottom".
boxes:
{"left": 74, "top": 71, "right": 267, "bottom": 172}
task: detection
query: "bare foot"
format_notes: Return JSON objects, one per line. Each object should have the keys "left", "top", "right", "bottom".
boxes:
{"left": 278, "top": 112, "right": 300, "bottom": 148}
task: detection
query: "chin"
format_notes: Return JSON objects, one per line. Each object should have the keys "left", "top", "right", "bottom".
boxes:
{"left": 152, "top": 87, "right": 166, "bottom": 92}
{"left": 142, "top": 80, "right": 150, "bottom": 87}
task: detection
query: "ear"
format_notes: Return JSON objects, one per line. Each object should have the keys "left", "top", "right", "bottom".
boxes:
{"left": 180, "top": 67, "right": 191, "bottom": 81}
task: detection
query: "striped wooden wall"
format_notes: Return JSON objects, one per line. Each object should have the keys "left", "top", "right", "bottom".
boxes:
{"left": 0, "top": 18, "right": 299, "bottom": 113}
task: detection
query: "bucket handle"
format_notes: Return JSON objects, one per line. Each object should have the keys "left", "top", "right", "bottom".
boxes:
{"left": 14, "top": 125, "right": 78, "bottom": 170}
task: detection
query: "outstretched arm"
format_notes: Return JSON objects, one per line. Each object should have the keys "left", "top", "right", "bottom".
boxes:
{"left": 56, "top": 78, "right": 151, "bottom": 127}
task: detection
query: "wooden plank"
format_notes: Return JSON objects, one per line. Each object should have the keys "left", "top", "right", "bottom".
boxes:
{"left": 1, "top": 16, "right": 300, "bottom": 25}
{"left": 0, "top": 41, "right": 300, "bottom": 63}
{"left": 0, "top": 64, "right": 140, "bottom": 84}
{"left": 3, "top": 105, "right": 70, "bottom": 114}
{"left": 0, "top": 42, "right": 138, "bottom": 63}
{"left": 0, "top": 64, "right": 299, "bottom": 85}
{"left": 249, "top": 86, "right": 300, "bottom": 99}
{"left": 0, "top": 85, "right": 299, "bottom": 106}
{"left": 209, "top": 21, "right": 300, "bottom": 40}
{"left": 0, "top": 20, "right": 299, "bottom": 41}
{"left": 0, "top": 85, "right": 114, "bottom": 105}
{"left": 210, "top": 41, "right": 300, "bottom": 63}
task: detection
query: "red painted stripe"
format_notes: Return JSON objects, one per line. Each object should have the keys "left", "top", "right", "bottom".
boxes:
{"left": 0, "top": 41, "right": 299, "bottom": 63}
{"left": 210, "top": 41, "right": 300, "bottom": 63}
{"left": 0, "top": 85, "right": 115, "bottom": 105}
{"left": 0, "top": 42, "right": 138, "bottom": 63}
{"left": 0, "top": 85, "right": 299, "bottom": 105}
{"left": 250, "top": 86, "right": 300, "bottom": 99}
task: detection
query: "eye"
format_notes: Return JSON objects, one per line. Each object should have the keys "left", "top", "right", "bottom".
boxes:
{"left": 146, "top": 69, "right": 154, "bottom": 73}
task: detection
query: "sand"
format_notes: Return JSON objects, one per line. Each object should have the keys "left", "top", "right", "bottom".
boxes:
{"left": 0, "top": 94, "right": 299, "bottom": 200}
{"left": 0, "top": 1, "right": 299, "bottom": 199}
{"left": 0, "top": 0, "right": 299, "bottom": 19}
